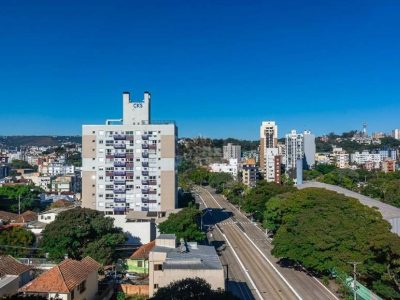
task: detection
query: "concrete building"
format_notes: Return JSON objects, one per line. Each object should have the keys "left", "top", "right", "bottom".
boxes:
{"left": 0, "top": 165, "right": 10, "bottom": 179}
{"left": 382, "top": 159, "right": 396, "bottom": 173}
{"left": 148, "top": 234, "right": 224, "bottom": 297}
{"left": 303, "top": 130, "right": 316, "bottom": 169}
{"left": 332, "top": 148, "right": 349, "bottom": 169}
{"left": 242, "top": 160, "right": 258, "bottom": 187}
{"left": 82, "top": 91, "right": 177, "bottom": 225}
{"left": 351, "top": 151, "right": 382, "bottom": 169}
{"left": 51, "top": 175, "right": 77, "bottom": 193}
{"left": 259, "top": 121, "right": 280, "bottom": 183}
{"left": 392, "top": 129, "right": 400, "bottom": 140}
{"left": 209, "top": 159, "right": 238, "bottom": 179}
{"left": 223, "top": 143, "right": 241, "bottom": 161}
{"left": 285, "top": 130, "right": 303, "bottom": 172}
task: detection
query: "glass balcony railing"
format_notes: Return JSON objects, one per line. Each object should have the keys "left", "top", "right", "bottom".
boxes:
{"left": 113, "top": 134, "right": 126, "bottom": 140}
{"left": 114, "top": 144, "right": 126, "bottom": 149}
{"left": 114, "top": 162, "right": 126, "bottom": 167}
{"left": 114, "top": 198, "right": 126, "bottom": 203}
{"left": 113, "top": 189, "right": 126, "bottom": 194}
{"left": 114, "top": 153, "right": 126, "bottom": 158}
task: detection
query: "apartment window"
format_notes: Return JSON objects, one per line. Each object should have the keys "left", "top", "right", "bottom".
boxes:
{"left": 137, "top": 260, "right": 143, "bottom": 268}
{"left": 154, "top": 284, "right": 159, "bottom": 289}
{"left": 154, "top": 264, "right": 163, "bottom": 271}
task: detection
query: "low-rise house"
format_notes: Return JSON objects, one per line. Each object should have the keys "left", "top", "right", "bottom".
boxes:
{"left": 20, "top": 257, "right": 100, "bottom": 300}
{"left": 149, "top": 234, "right": 225, "bottom": 297}
{"left": 0, "top": 211, "right": 37, "bottom": 225}
{"left": 38, "top": 206, "right": 75, "bottom": 224}
{"left": 0, "top": 255, "right": 33, "bottom": 297}
{"left": 127, "top": 240, "right": 155, "bottom": 275}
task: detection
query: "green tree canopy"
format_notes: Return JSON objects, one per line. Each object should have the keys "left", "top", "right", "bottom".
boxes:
{"left": 158, "top": 206, "right": 205, "bottom": 242}
{"left": 40, "top": 208, "right": 125, "bottom": 264}
{"left": 264, "top": 188, "right": 400, "bottom": 299}
{"left": 0, "top": 185, "right": 42, "bottom": 213}
{"left": 151, "top": 277, "right": 239, "bottom": 300}
{"left": 208, "top": 172, "right": 233, "bottom": 193}
{"left": 0, "top": 226, "right": 35, "bottom": 257}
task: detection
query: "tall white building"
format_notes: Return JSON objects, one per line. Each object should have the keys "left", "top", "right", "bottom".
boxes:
{"left": 285, "top": 130, "right": 303, "bottom": 172}
{"left": 259, "top": 121, "right": 281, "bottom": 183}
{"left": 223, "top": 143, "right": 241, "bottom": 161}
{"left": 303, "top": 130, "right": 316, "bottom": 169}
{"left": 393, "top": 129, "right": 400, "bottom": 140}
{"left": 82, "top": 91, "right": 177, "bottom": 217}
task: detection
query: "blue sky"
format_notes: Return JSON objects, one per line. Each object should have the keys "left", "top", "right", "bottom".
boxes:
{"left": 0, "top": 0, "right": 399, "bottom": 139}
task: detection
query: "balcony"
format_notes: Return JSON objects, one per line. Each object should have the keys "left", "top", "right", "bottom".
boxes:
{"left": 142, "top": 153, "right": 149, "bottom": 158}
{"left": 114, "top": 198, "right": 126, "bottom": 203}
{"left": 126, "top": 153, "right": 134, "bottom": 159}
{"left": 113, "top": 134, "right": 126, "bottom": 140}
{"left": 114, "top": 143, "right": 126, "bottom": 149}
{"left": 114, "top": 162, "right": 126, "bottom": 167}
{"left": 142, "top": 134, "right": 150, "bottom": 140}
{"left": 114, "top": 153, "right": 126, "bottom": 158}
{"left": 141, "top": 207, "right": 149, "bottom": 211}
{"left": 141, "top": 189, "right": 149, "bottom": 194}
{"left": 114, "top": 179, "right": 126, "bottom": 184}
{"left": 149, "top": 144, "right": 157, "bottom": 150}
{"left": 106, "top": 155, "right": 114, "bottom": 160}
{"left": 149, "top": 190, "right": 157, "bottom": 195}
{"left": 106, "top": 171, "right": 113, "bottom": 176}
{"left": 114, "top": 207, "right": 126, "bottom": 213}
{"left": 113, "top": 171, "right": 126, "bottom": 176}
{"left": 113, "top": 189, "right": 126, "bottom": 194}
{"left": 142, "top": 144, "right": 149, "bottom": 149}
{"left": 141, "top": 180, "right": 149, "bottom": 185}
{"left": 126, "top": 135, "right": 134, "bottom": 141}
{"left": 141, "top": 198, "right": 157, "bottom": 204}
{"left": 142, "top": 171, "right": 149, "bottom": 176}
{"left": 149, "top": 180, "right": 157, "bottom": 185}
{"left": 126, "top": 163, "right": 134, "bottom": 168}
{"left": 142, "top": 162, "right": 149, "bottom": 167}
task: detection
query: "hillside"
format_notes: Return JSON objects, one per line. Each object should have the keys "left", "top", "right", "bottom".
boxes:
{"left": 0, "top": 136, "right": 82, "bottom": 148}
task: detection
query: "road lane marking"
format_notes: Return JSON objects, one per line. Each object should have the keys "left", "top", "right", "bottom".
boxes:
{"left": 215, "top": 225, "right": 264, "bottom": 300}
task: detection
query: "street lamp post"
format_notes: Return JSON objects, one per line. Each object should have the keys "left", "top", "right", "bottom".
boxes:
{"left": 348, "top": 261, "right": 361, "bottom": 300}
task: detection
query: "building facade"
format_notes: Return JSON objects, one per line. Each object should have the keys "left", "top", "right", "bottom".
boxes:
{"left": 285, "top": 130, "right": 303, "bottom": 172}
{"left": 242, "top": 160, "right": 258, "bottom": 187}
{"left": 82, "top": 91, "right": 177, "bottom": 217}
{"left": 223, "top": 143, "right": 241, "bottom": 161}
{"left": 303, "top": 130, "right": 315, "bottom": 169}
{"left": 259, "top": 121, "right": 280, "bottom": 183}
{"left": 392, "top": 129, "right": 400, "bottom": 140}
{"left": 209, "top": 158, "right": 238, "bottom": 179}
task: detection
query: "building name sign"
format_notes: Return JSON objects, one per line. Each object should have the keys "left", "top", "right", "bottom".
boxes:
{"left": 133, "top": 103, "right": 143, "bottom": 108}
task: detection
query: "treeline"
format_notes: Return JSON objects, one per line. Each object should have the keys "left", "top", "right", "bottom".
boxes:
{"left": 305, "top": 164, "right": 400, "bottom": 208}
{"left": 0, "top": 136, "right": 81, "bottom": 147}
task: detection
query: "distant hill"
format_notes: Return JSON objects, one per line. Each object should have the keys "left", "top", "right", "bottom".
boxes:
{"left": 0, "top": 136, "right": 82, "bottom": 148}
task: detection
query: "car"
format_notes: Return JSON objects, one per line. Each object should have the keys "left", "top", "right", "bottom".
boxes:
{"left": 126, "top": 273, "right": 141, "bottom": 280}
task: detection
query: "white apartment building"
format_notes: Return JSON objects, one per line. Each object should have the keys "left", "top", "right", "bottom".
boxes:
{"left": 303, "top": 130, "right": 316, "bottom": 169}
{"left": 209, "top": 158, "right": 238, "bottom": 179}
{"left": 223, "top": 143, "right": 241, "bottom": 161}
{"left": 259, "top": 121, "right": 280, "bottom": 182}
{"left": 331, "top": 147, "right": 349, "bottom": 169}
{"left": 285, "top": 130, "right": 303, "bottom": 172}
{"left": 82, "top": 92, "right": 177, "bottom": 225}
{"left": 351, "top": 151, "right": 382, "bottom": 169}
{"left": 392, "top": 129, "right": 400, "bottom": 140}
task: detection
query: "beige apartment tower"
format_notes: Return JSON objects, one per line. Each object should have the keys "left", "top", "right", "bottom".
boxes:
{"left": 259, "top": 121, "right": 280, "bottom": 183}
{"left": 82, "top": 91, "right": 177, "bottom": 216}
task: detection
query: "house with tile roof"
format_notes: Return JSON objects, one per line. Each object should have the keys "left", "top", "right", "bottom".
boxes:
{"left": 0, "top": 255, "right": 33, "bottom": 297}
{"left": 126, "top": 240, "right": 155, "bottom": 275}
{"left": 20, "top": 257, "right": 100, "bottom": 300}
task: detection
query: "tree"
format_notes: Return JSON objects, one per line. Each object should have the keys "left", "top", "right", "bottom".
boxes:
{"left": 9, "top": 159, "right": 35, "bottom": 170}
{"left": 151, "top": 277, "right": 239, "bottom": 300}
{"left": 241, "top": 181, "right": 295, "bottom": 222}
{"left": 0, "top": 226, "right": 35, "bottom": 257}
{"left": 0, "top": 185, "right": 42, "bottom": 213}
{"left": 264, "top": 188, "right": 400, "bottom": 299}
{"left": 158, "top": 206, "right": 205, "bottom": 242}
{"left": 208, "top": 172, "right": 233, "bottom": 193}
{"left": 187, "top": 168, "right": 210, "bottom": 185}
{"left": 40, "top": 208, "right": 125, "bottom": 264}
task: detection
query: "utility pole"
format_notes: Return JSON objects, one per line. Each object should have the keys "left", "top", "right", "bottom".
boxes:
{"left": 348, "top": 261, "right": 361, "bottom": 300}
{"left": 18, "top": 194, "right": 21, "bottom": 215}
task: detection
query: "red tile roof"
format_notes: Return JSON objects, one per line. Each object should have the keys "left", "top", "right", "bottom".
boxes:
{"left": 20, "top": 257, "right": 100, "bottom": 294}
{"left": 130, "top": 240, "right": 155, "bottom": 260}
{"left": 0, "top": 255, "right": 32, "bottom": 276}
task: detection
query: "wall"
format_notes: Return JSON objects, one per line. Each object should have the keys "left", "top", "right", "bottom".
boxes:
{"left": 112, "top": 216, "right": 153, "bottom": 244}
{"left": 119, "top": 284, "right": 149, "bottom": 297}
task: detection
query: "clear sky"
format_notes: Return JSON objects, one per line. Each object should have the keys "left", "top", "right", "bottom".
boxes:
{"left": 0, "top": 0, "right": 399, "bottom": 139}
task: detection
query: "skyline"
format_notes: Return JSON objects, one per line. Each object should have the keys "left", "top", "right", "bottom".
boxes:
{"left": 1, "top": 0, "right": 400, "bottom": 138}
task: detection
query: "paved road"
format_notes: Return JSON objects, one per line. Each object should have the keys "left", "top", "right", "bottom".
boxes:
{"left": 195, "top": 186, "right": 340, "bottom": 300}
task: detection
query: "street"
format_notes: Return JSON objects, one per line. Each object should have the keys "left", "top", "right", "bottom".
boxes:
{"left": 195, "top": 186, "right": 340, "bottom": 300}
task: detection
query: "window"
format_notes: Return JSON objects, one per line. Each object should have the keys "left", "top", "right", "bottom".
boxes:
{"left": 71, "top": 290, "right": 75, "bottom": 299}
{"left": 137, "top": 260, "right": 143, "bottom": 267}
{"left": 154, "top": 264, "right": 163, "bottom": 271}
{"left": 78, "top": 280, "right": 86, "bottom": 293}
{"left": 154, "top": 284, "right": 159, "bottom": 289}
